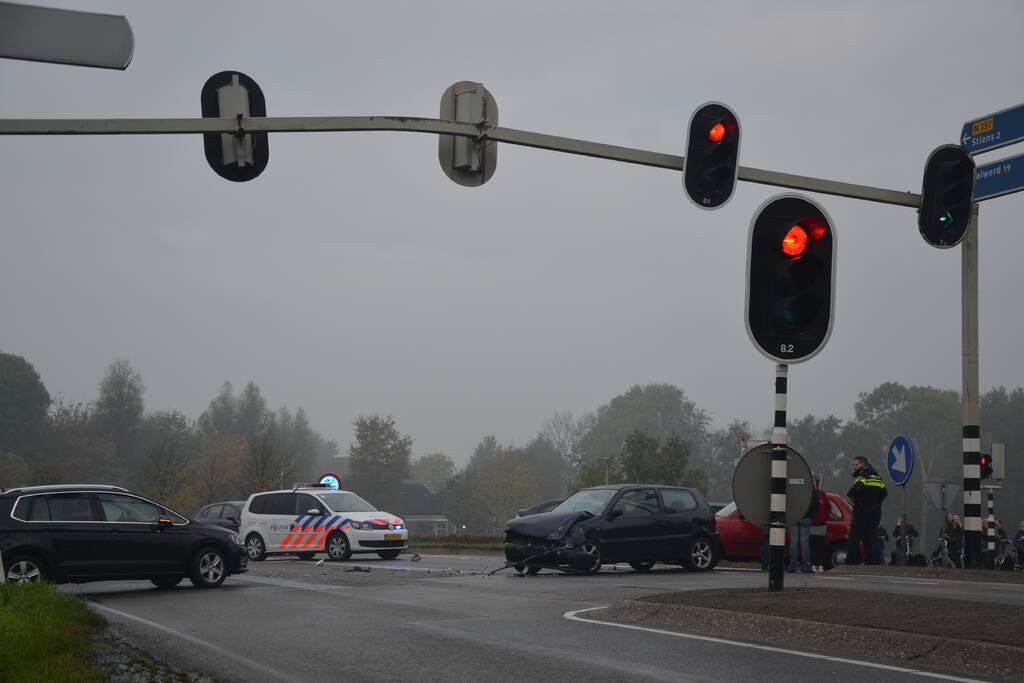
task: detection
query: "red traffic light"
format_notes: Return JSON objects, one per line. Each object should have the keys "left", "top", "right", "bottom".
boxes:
{"left": 782, "top": 225, "right": 808, "bottom": 256}
{"left": 708, "top": 122, "right": 726, "bottom": 143}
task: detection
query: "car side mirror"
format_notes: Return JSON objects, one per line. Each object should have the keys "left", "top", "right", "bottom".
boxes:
{"left": 608, "top": 507, "right": 623, "bottom": 521}
{"left": 158, "top": 517, "right": 174, "bottom": 528}
{"left": 306, "top": 508, "right": 322, "bottom": 516}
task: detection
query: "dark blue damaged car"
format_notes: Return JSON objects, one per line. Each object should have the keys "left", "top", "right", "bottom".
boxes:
{"left": 504, "top": 484, "right": 718, "bottom": 575}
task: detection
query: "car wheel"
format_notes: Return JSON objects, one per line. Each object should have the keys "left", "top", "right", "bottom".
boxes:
{"left": 295, "top": 552, "right": 316, "bottom": 560}
{"left": 4, "top": 555, "right": 46, "bottom": 584}
{"left": 151, "top": 576, "right": 183, "bottom": 589}
{"left": 578, "top": 541, "right": 602, "bottom": 574}
{"left": 826, "top": 542, "right": 847, "bottom": 570}
{"left": 189, "top": 547, "right": 227, "bottom": 588}
{"left": 683, "top": 536, "right": 718, "bottom": 571}
{"left": 245, "top": 533, "right": 267, "bottom": 561}
{"left": 629, "top": 560, "right": 656, "bottom": 572}
{"left": 326, "top": 532, "right": 352, "bottom": 561}
{"left": 377, "top": 550, "right": 402, "bottom": 560}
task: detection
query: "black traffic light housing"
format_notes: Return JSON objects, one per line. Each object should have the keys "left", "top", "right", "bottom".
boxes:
{"left": 980, "top": 453, "right": 993, "bottom": 479}
{"left": 746, "top": 194, "right": 837, "bottom": 364}
{"left": 683, "top": 102, "right": 741, "bottom": 209}
{"left": 919, "top": 145, "right": 975, "bottom": 248}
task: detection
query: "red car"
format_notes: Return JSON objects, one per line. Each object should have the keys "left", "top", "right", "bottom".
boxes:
{"left": 715, "top": 492, "right": 852, "bottom": 569}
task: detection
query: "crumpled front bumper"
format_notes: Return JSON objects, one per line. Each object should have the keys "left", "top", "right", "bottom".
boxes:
{"left": 504, "top": 539, "right": 595, "bottom": 572}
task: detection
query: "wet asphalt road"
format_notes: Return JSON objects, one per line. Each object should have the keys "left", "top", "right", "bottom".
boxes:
{"left": 67, "top": 554, "right": 1021, "bottom": 683}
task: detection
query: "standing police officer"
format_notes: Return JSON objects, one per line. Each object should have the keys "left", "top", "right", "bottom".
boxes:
{"left": 845, "top": 456, "right": 887, "bottom": 565}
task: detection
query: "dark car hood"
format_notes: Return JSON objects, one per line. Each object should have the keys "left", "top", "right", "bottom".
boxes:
{"left": 506, "top": 510, "right": 591, "bottom": 539}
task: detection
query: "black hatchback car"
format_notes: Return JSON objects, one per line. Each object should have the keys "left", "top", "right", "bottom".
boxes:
{"left": 0, "top": 484, "right": 248, "bottom": 588}
{"left": 195, "top": 500, "right": 245, "bottom": 533}
{"left": 504, "top": 484, "right": 718, "bottom": 575}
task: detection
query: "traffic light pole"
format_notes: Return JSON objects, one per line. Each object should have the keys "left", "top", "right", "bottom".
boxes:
{"left": 0, "top": 115, "right": 924, "bottom": 208}
{"left": 961, "top": 203, "right": 982, "bottom": 568}
{"left": 769, "top": 363, "right": 789, "bottom": 592}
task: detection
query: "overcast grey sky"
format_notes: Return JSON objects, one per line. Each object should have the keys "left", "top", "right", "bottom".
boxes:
{"left": 2, "top": 1, "right": 1023, "bottom": 465}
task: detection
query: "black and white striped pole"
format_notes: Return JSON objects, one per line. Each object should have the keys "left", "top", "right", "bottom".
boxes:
{"left": 746, "top": 194, "right": 837, "bottom": 593}
{"left": 960, "top": 204, "right": 983, "bottom": 567}
{"left": 769, "top": 364, "right": 789, "bottom": 591}
{"left": 985, "top": 487, "right": 996, "bottom": 561}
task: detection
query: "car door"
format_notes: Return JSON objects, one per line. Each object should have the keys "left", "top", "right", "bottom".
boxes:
{"left": 657, "top": 488, "right": 701, "bottom": 557}
{"left": 29, "top": 492, "right": 114, "bottom": 580}
{"left": 265, "top": 493, "right": 298, "bottom": 551}
{"left": 197, "top": 504, "right": 222, "bottom": 526}
{"left": 599, "top": 488, "right": 663, "bottom": 561}
{"left": 286, "top": 493, "right": 328, "bottom": 551}
{"left": 96, "top": 492, "right": 188, "bottom": 575}
{"left": 220, "top": 503, "right": 242, "bottom": 533}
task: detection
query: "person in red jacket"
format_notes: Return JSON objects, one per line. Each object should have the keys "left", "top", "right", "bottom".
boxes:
{"left": 808, "top": 474, "right": 830, "bottom": 573}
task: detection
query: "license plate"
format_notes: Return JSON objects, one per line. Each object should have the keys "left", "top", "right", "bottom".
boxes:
{"left": 385, "top": 533, "right": 402, "bottom": 541}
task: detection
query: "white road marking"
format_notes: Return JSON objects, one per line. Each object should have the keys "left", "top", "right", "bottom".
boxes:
{"left": 563, "top": 606, "right": 987, "bottom": 683}
{"left": 90, "top": 603, "right": 300, "bottom": 683}
{"left": 816, "top": 576, "right": 855, "bottom": 581}
{"left": 714, "top": 566, "right": 762, "bottom": 572}
{"left": 887, "top": 580, "right": 940, "bottom": 586}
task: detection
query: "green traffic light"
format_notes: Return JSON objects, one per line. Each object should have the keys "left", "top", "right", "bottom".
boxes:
{"left": 938, "top": 211, "right": 954, "bottom": 226}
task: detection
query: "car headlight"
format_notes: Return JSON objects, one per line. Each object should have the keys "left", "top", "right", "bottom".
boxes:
{"left": 230, "top": 533, "right": 244, "bottom": 546}
{"left": 349, "top": 521, "right": 373, "bottom": 531}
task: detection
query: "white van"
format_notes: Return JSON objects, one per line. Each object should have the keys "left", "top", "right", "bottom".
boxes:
{"left": 239, "top": 486, "right": 407, "bottom": 562}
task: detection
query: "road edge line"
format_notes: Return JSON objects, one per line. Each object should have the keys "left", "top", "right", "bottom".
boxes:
{"left": 91, "top": 602, "right": 299, "bottom": 683}
{"left": 562, "top": 606, "right": 987, "bottom": 683}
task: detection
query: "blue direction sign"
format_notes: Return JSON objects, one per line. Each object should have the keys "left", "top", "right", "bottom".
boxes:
{"left": 886, "top": 435, "right": 914, "bottom": 487}
{"left": 961, "top": 102, "right": 1024, "bottom": 155}
{"left": 975, "top": 151, "right": 1024, "bottom": 201}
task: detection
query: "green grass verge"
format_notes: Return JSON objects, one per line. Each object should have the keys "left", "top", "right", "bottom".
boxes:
{"left": 409, "top": 534, "right": 504, "bottom": 551}
{"left": 0, "top": 582, "right": 106, "bottom": 682}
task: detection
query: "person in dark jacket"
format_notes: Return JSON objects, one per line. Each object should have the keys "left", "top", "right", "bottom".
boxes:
{"left": 1013, "top": 521, "right": 1024, "bottom": 566}
{"left": 845, "top": 456, "right": 887, "bottom": 565}
{"left": 936, "top": 512, "right": 964, "bottom": 568}
{"left": 892, "top": 515, "right": 919, "bottom": 565}
{"left": 876, "top": 525, "right": 889, "bottom": 564}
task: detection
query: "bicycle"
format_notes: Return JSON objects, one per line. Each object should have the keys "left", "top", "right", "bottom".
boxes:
{"left": 929, "top": 536, "right": 963, "bottom": 569}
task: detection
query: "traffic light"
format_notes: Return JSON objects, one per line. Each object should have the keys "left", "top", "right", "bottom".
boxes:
{"left": 919, "top": 145, "right": 975, "bottom": 248}
{"left": 683, "top": 102, "right": 741, "bottom": 209}
{"left": 200, "top": 71, "right": 269, "bottom": 182}
{"left": 746, "top": 194, "right": 837, "bottom": 364}
{"left": 980, "top": 453, "right": 993, "bottom": 479}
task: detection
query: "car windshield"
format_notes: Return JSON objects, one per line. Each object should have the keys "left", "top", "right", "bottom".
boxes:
{"left": 551, "top": 489, "right": 616, "bottom": 516}
{"left": 316, "top": 492, "right": 377, "bottom": 513}
{"left": 716, "top": 502, "right": 737, "bottom": 517}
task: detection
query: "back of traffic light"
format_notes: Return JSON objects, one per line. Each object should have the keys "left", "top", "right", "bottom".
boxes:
{"left": 919, "top": 144, "right": 975, "bottom": 248}
{"left": 683, "top": 102, "right": 740, "bottom": 209}
{"left": 746, "top": 194, "right": 837, "bottom": 364}
{"left": 200, "top": 71, "right": 270, "bottom": 182}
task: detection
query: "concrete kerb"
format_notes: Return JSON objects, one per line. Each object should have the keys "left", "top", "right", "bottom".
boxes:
{"left": 602, "top": 599, "right": 1023, "bottom": 683}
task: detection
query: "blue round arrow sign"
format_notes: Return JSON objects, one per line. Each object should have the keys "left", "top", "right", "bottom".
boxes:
{"left": 886, "top": 435, "right": 914, "bottom": 486}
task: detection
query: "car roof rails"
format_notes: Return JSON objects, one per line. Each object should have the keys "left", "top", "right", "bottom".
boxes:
{"left": 291, "top": 483, "right": 333, "bottom": 491}
{"left": 4, "top": 483, "right": 129, "bottom": 494}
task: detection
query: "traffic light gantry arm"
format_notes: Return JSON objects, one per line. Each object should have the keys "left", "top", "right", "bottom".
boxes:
{"left": 0, "top": 114, "right": 922, "bottom": 208}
